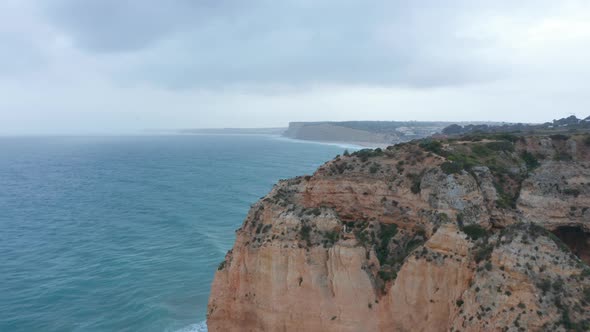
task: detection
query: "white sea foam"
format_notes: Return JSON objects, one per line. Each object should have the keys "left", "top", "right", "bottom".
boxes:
{"left": 174, "top": 321, "right": 207, "bottom": 332}
{"left": 273, "top": 136, "right": 365, "bottom": 150}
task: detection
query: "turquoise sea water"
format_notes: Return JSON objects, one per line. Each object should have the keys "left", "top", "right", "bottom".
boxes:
{"left": 0, "top": 135, "right": 348, "bottom": 332}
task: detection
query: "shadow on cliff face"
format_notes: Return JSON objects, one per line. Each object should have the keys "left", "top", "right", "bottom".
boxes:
{"left": 551, "top": 226, "right": 590, "bottom": 265}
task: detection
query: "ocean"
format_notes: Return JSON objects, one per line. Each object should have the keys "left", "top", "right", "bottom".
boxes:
{"left": 0, "top": 135, "right": 350, "bottom": 332}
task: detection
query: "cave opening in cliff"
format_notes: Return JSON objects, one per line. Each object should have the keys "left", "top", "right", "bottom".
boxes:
{"left": 551, "top": 226, "right": 590, "bottom": 265}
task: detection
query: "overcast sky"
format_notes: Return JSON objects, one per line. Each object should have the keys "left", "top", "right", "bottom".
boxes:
{"left": 1, "top": 0, "right": 589, "bottom": 134}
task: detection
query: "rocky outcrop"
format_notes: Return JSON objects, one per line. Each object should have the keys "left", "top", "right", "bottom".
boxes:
{"left": 208, "top": 133, "right": 590, "bottom": 331}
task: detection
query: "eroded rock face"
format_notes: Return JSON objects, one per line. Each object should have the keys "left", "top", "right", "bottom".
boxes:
{"left": 518, "top": 161, "right": 590, "bottom": 230}
{"left": 208, "top": 134, "right": 590, "bottom": 331}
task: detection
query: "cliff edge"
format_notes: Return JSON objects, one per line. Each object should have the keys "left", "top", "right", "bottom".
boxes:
{"left": 208, "top": 132, "right": 590, "bottom": 331}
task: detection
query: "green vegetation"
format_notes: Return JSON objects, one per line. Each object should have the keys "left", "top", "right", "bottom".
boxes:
{"left": 563, "top": 188, "right": 581, "bottom": 197}
{"left": 323, "top": 230, "right": 339, "bottom": 245}
{"left": 419, "top": 140, "right": 443, "bottom": 155}
{"left": 376, "top": 224, "right": 398, "bottom": 265}
{"left": 550, "top": 134, "right": 570, "bottom": 141}
{"left": 583, "top": 287, "right": 590, "bottom": 304}
{"left": 485, "top": 140, "right": 514, "bottom": 152}
{"left": 521, "top": 151, "right": 540, "bottom": 170}
{"left": 474, "top": 242, "right": 494, "bottom": 263}
{"left": 415, "top": 135, "right": 555, "bottom": 213}
{"left": 456, "top": 299, "right": 464, "bottom": 307}
{"left": 461, "top": 133, "right": 519, "bottom": 143}
{"left": 352, "top": 148, "right": 384, "bottom": 162}
{"left": 537, "top": 279, "right": 552, "bottom": 295}
{"left": 446, "top": 153, "right": 479, "bottom": 171}
{"left": 554, "top": 152, "right": 573, "bottom": 161}
{"left": 369, "top": 163, "right": 381, "bottom": 174}
{"left": 471, "top": 144, "right": 491, "bottom": 157}
{"left": 306, "top": 207, "right": 322, "bottom": 216}
{"left": 461, "top": 224, "right": 488, "bottom": 241}
{"left": 407, "top": 173, "right": 422, "bottom": 194}
{"left": 218, "top": 260, "right": 227, "bottom": 271}
{"left": 437, "top": 212, "right": 450, "bottom": 223}
{"left": 552, "top": 278, "right": 564, "bottom": 292}
{"left": 378, "top": 270, "right": 397, "bottom": 282}
{"left": 494, "top": 182, "right": 519, "bottom": 209}
{"left": 300, "top": 224, "right": 312, "bottom": 245}
{"left": 441, "top": 161, "right": 463, "bottom": 175}
{"left": 355, "top": 229, "right": 370, "bottom": 246}
{"left": 456, "top": 213, "right": 464, "bottom": 227}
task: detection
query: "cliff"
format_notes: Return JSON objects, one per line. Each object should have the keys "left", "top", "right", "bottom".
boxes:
{"left": 208, "top": 132, "right": 590, "bottom": 331}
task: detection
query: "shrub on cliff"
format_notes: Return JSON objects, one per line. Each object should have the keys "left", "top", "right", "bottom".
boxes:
{"left": 409, "top": 175, "right": 421, "bottom": 194}
{"left": 352, "top": 148, "right": 383, "bottom": 162}
{"left": 323, "top": 230, "right": 339, "bottom": 246}
{"left": 376, "top": 224, "right": 398, "bottom": 265}
{"left": 461, "top": 224, "right": 488, "bottom": 241}
{"left": 485, "top": 140, "right": 514, "bottom": 152}
{"left": 562, "top": 188, "right": 581, "bottom": 197}
{"left": 218, "top": 261, "right": 227, "bottom": 271}
{"left": 550, "top": 134, "right": 570, "bottom": 141}
{"left": 554, "top": 152, "right": 572, "bottom": 161}
{"left": 378, "top": 270, "right": 397, "bottom": 282}
{"left": 419, "top": 140, "right": 443, "bottom": 155}
{"left": 441, "top": 161, "right": 463, "bottom": 175}
{"left": 474, "top": 242, "right": 493, "bottom": 263}
{"left": 369, "top": 163, "right": 381, "bottom": 174}
{"left": 521, "top": 151, "right": 540, "bottom": 170}
{"left": 471, "top": 144, "right": 491, "bottom": 157}
{"left": 300, "top": 224, "right": 312, "bottom": 245}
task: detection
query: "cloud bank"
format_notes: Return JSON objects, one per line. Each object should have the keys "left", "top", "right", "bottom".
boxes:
{"left": 1, "top": 0, "right": 589, "bottom": 134}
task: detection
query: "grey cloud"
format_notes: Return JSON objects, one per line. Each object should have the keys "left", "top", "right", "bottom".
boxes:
{"left": 42, "top": 0, "right": 509, "bottom": 88}
{"left": 45, "top": 0, "right": 242, "bottom": 52}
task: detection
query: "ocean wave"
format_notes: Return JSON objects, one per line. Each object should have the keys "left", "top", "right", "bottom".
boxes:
{"left": 272, "top": 136, "right": 365, "bottom": 150}
{"left": 174, "top": 321, "right": 207, "bottom": 332}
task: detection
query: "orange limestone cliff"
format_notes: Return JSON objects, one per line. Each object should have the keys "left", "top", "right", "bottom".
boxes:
{"left": 208, "top": 133, "right": 590, "bottom": 331}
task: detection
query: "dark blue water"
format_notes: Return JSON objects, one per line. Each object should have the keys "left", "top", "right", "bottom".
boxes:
{"left": 0, "top": 135, "right": 348, "bottom": 332}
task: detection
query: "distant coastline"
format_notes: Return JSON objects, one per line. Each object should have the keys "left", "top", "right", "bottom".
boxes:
{"left": 169, "top": 120, "right": 513, "bottom": 148}
{"left": 282, "top": 121, "right": 499, "bottom": 147}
